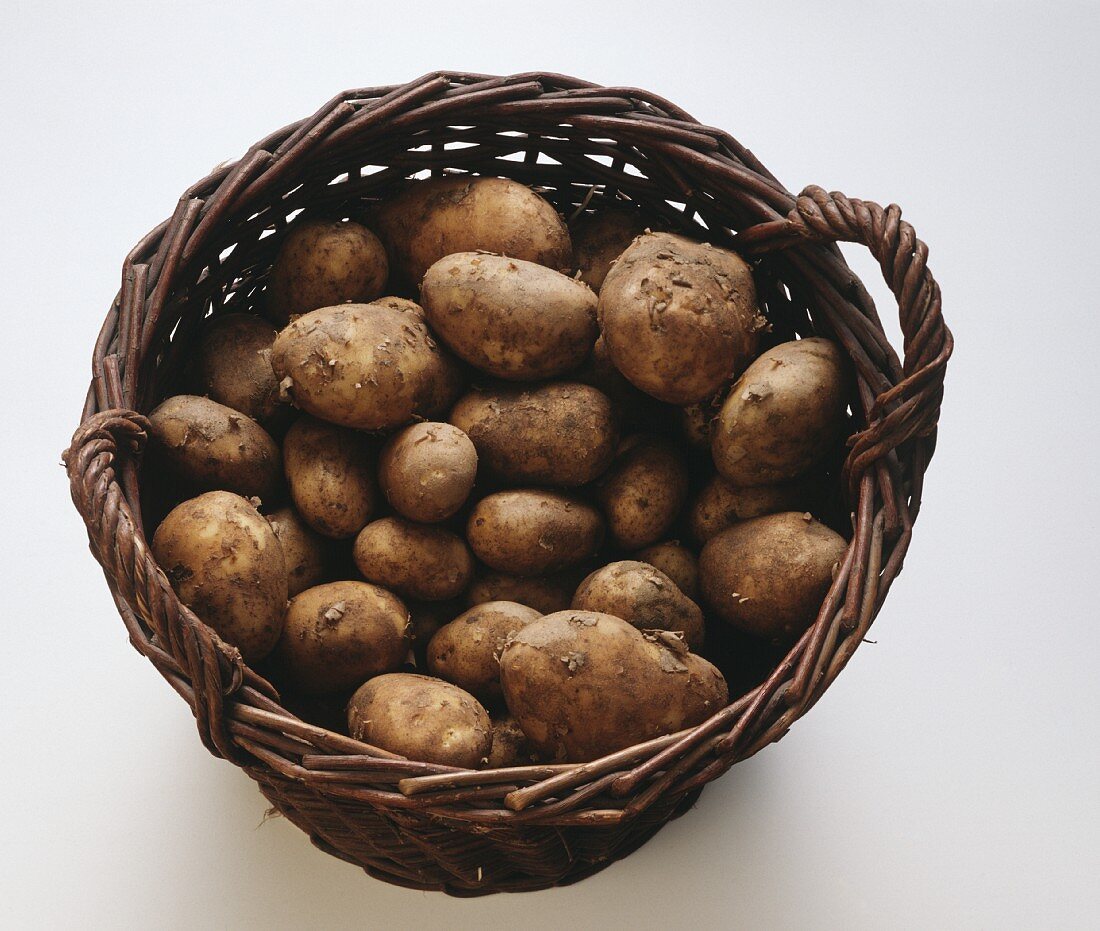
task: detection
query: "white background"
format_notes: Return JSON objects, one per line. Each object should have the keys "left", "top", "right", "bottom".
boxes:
{"left": 2, "top": 2, "right": 1098, "bottom": 928}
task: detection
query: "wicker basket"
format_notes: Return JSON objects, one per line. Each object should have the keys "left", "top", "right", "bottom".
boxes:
{"left": 64, "top": 72, "right": 951, "bottom": 895}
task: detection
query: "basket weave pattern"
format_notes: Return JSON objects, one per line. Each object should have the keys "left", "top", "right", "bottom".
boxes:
{"left": 64, "top": 72, "right": 951, "bottom": 894}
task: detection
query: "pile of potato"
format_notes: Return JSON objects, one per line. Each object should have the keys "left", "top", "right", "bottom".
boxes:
{"left": 147, "top": 176, "right": 851, "bottom": 768}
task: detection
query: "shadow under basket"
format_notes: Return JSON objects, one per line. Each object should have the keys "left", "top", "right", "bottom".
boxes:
{"left": 64, "top": 72, "right": 952, "bottom": 895}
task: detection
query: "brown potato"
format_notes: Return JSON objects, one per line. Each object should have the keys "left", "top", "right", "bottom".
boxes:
{"left": 689, "top": 473, "right": 815, "bottom": 543}
{"left": 420, "top": 253, "right": 597, "bottom": 381}
{"left": 283, "top": 415, "right": 375, "bottom": 539}
{"left": 373, "top": 176, "right": 573, "bottom": 284}
{"left": 598, "top": 232, "right": 764, "bottom": 404}
{"left": 266, "top": 218, "right": 388, "bottom": 324}
{"left": 151, "top": 491, "right": 287, "bottom": 663}
{"left": 378, "top": 422, "right": 478, "bottom": 523}
{"left": 711, "top": 338, "right": 848, "bottom": 485}
{"left": 426, "top": 601, "right": 541, "bottom": 702}
{"left": 273, "top": 581, "right": 410, "bottom": 695}
{"left": 636, "top": 542, "right": 699, "bottom": 600}
{"left": 572, "top": 335, "right": 673, "bottom": 431}
{"left": 597, "top": 435, "right": 689, "bottom": 550}
{"left": 148, "top": 395, "right": 281, "bottom": 501}
{"left": 571, "top": 205, "right": 651, "bottom": 292}
{"left": 266, "top": 506, "right": 330, "bottom": 596}
{"left": 487, "top": 714, "right": 540, "bottom": 768}
{"left": 679, "top": 402, "right": 714, "bottom": 450}
{"left": 571, "top": 561, "right": 704, "bottom": 649}
{"left": 467, "top": 490, "right": 604, "bottom": 577}
{"left": 406, "top": 600, "right": 463, "bottom": 652}
{"left": 353, "top": 517, "right": 474, "bottom": 602}
{"left": 270, "top": 301, "right": 448, "bottom": 430}
{"left": 464, "top": 571, "right": 575, "bottom": 615}
{"left": 449, "top": 383, "right": 617, "bottom": 487}
{"left": 699, "top": 511, "right": 849, "bottom": 642}
{"left": 347, "top": 673, "right": 492, "bottom": 767}
{"left": 500, "top": 611, "right": 728, "bottom": 763}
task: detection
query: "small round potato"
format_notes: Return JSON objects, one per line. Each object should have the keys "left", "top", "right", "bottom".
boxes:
{"left": 449, "top": 383, "right": 617, "bottom": 487}
{"left": 420, "top": 252, "right": 598, "bottom": 381}
{"left": 152, "top": 491, "right": 287, "bottom": 663}
{"left": 711, "top": 338, "right": 848, "bottom": 485}
{"left": 274, "top": 581, "right": 411, "bottom": 695}
{"left": 571, "top": 205, "right": 651, "bottom": 292}
{"left": 267, "top": 506, "right": 330, "bottom": 596}
{"left": 266, "top": 218, "right": 388, "bottom": 324}
{"left": 283, "top": 415, "right": 375, "bottom": 539}
{"left": 636, "top": 542, "right": 699, "bottom": 600}
{"left": 347, "top": 673, "right": 492, "bottom": 768}
{"left": 353, "top": 517, "right": 474, "bottom": 602}
{"left": 487, "top": 714, "right": 540, "bottom": 768}
{"left": 148, "top": 395, "right": 281, "bottom": 501}
{"left": 597, "top": 436, "right": 689, "bottom": 550}
{"left": 427, "top": 601, "right": 542, "bottom": 702}
{"left": 378, "top": 422, "right": 478, "bottom": 523}
{"left": 467, "top": 490, "right": 604, "bottom": 577}
{"left": 464, "top": 571, "right": 576, "bottom": 615}
{"left": 689, "top": 473, "right": 814, "bottom": 543}
{"left": 699, "top": 511, "right": 849, "bottom": 642}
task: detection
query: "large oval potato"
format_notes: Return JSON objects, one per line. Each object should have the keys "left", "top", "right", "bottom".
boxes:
{"left": 598, "top": 232, "right": 764, "bottom": 404}
{"left": 347, "top": 673, "right": 492, "bottom": 767}
{"left": 426, "top": 601, "right": 541, "bottom": 702}
{"left": 270, "top": 301, "right": 448, "bottom": 430}
{"left": 572, "top": 560, "right": 704, "bottom": 649}
{"left": 148, "top": 395, "right": 281, "bottom": 501}
{"left": 373, "top": 176, "right": 573, "bottom": 284}
{"left": 464, "top": 571, "right": 576, "bottom": 615}
{"left": 689, "top": 473, "right": 815, "bottom": 543}
{"left": 636, "top": 542, "right": 699, "bottom": 600}
{"left": 378, "top": 422, "right": 478, "bottom": 523}
{"left": 283, "top": 415, "right": 375, "bottom": 539}
{"left": 699, "top": 511, "right": 849, "bottom": 642}
{"left": 500, "top": 611, "right": 728, "bottom": 762}
{"left": 273, "top": 581, "right": 411, "bottom": 695}
{"left": 449, "top": 383, "right": 617, "bottom": 487}
{"left": 597, "top": 435, "right": 689, "bottom": 550}
{"left": 571, "top": 205, "right": 651, "bottom": 292}
{"left": 353, "top": 517, "right": 474, "bottom": 602}
{"left": 467, "top": 490, "right": 604, "bottom": 576}
{"left": 711, "top": 338, "right": 848, "bottom": 485}
{"left": 266, "top": 506, "right": 330, "bottom": 596}
{"left": 266, "top": 218, "right": 388, "bottom": 324}
{"left": 420, "top": 253, "right": 598, "bottom": 381}
{"left": 151, "top": 491, "right": 287, "bottom": 663}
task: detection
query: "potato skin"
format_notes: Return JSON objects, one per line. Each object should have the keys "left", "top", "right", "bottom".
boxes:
{"left": 449, "top": 383, "right": 617, "bottom": 487}
{"left": 487, "top": 715, "right": 541, "bottom": 768}
{"left": 572, "top": 560, "right": 704, "bottom": 649}
{"left": 712, "top": 338, "right": 848, "bottom": 485}
{"left": 274, "top": 581, "right": 411, "bottom": 695}
{"left": 500, "top": 611, "right": 728, "bottom": 763}
{"left": 689, "top": 473, "right": 814, "bottom": 543}
{"left": 378, "top": 422, "right": 477, "bottom": 523}
{"left": 267, "top": 506, "right": 330, "bottom": 596}
{"left": 464, "top": 571, "right": 575, "bottom": 615}
{"left": 426, "top": 601, "right": 542, "bottom": 702}
{"left": 353, "top": 517, "right": 474, "bottom": 602}
{"left": 467, "top": 490, "right": 604, "bottom": 577}
{"left": 270, "top": 301, "right": 447, "bottom": 430}
{"left": 148, "top": 395, "right": 281, "bottom": 501}
{"left": 597, "top": 436, "right": 689, "bottom": 550}
{"left": 573, "top": 335, "right": 673, "bottom": 432}
{"left": 636, "top": 542, "right": 699, "bottom": 600}
{"left": 266, "top": 218, "right": 388, "bottom": 324}
{"left": 347, "top": 673, "right": 492, "bottom": 767}
{"left": 283, "top": 416, "right": 375, "bottom": 539}
{"left": 420, "top": 253, "right": 598, "bottom": 381}
{"left": 152, "top": 491, "right": 287, "bottom": 663}
{"left": 373, "top": 176, "right": 573, "bottom": 284}
{"left": 598, "top": 232, "right": 763, "bottom": 404}
{"left": 571, "top": 205, "right": 651, "bottom": 292}
{"left": 699, "top": 512, "right": 849, "bottom": 642}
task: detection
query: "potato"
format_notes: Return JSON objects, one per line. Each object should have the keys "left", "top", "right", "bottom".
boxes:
{"left": 192, "top": 313, "right": 289, "bottom": 431}
{"left": 500, "top": 611, "right": 728, "bottom": 762}
{"left": 427, "top": 601, "right": 541, "bottom": 702}
{"left": 487, "top": 714, "right": 540, "bottom": 768}
{"left": 373, "top": 176, "right": 572, "bottom": 284}
{"left": 699, "top": 512, "right": 849, "bottom": 642}
{"left": 353, "top": 517, "right": 474, "bottom": 602}
{"left": 148, "top": 395, "right": 281, "bottom": 501}
{"left": 378, "top": 422, "right": 478, "bottom": 523}
{"left": 266, "top": 506, "right": 330, "bottom": 596}
{"left": 151, "top": 491, "right": 287, "bottom": 663}
{"left": 598, "top": 232, "right": 764, "bottom": 404}
{"left": 270, "top": 301, "right": 448, "bottom": 430}
{"left": 571, "top": 205, "right": 651, "bottom": 292}
{"left": 420, "top": 253, "right": 597, "bottom": 381}
{"left": 689, "top": 473, "right": 814, "bottom": 543}
{"left": 266, "top": 218, "right": 388, "bottom": 324}
{"left": 406, "top": 600, "right": 462, "bottom": 652}
{"left": 679, "top": 402, "right": 714, "bottom": 450}
{"left": 711, "top": 338, "right": 848, "bottom": 485}
{"left": 283, "top": 415, "right": 375, "bottom": 539}
{"left": 347, "top": 673, "right": 492, "bottom": 767}
{"left": 597, "top": 435, "right": 689, "bottom": 550}
{"left": 636, "top": 542, "right": 699, "bottom": 600}
{"left": 573, "top": 335, "right": 673, "bottom": 431}
{"left": 467, "top": 490, "right": 603, "bottom": 576}
{"left": 273, "top": 581, "right": 410, "bottom": 695}
{"left": 449, "top": 383, "right": 617, "bottom": 487}
{"left": 464, "top": 571, "right": 575, "bottom": 615}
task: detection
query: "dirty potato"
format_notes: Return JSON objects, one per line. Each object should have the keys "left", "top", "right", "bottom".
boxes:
{"left": 378, "top": 422, "right": 478, "bottom": 523}
{"left": 597, "top": 435, "right": 689, "bottom": 550}
{"left": 353, "top": 517, "right": 474, "bottom": 602}
{"left": 487, "top": 714, "right": 541, "bottom": 768}
{"left": 689, "top": 473, "right": 815, "bottom": 543}
{"left": 267, "top": 506, "right": 330, "bottom": 596}
{"left": 635, "top": 542, "right": 699, "bottom": 600}
{"left": 571, "top": 204, "right": 652, "bottom": 292}
{"left": 464, "top": 571, "right": 576, "bottom": 615}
